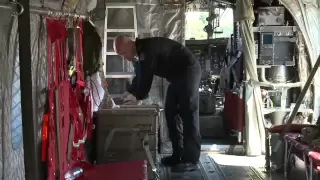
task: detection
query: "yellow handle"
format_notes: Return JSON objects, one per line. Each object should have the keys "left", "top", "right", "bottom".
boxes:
{"left": 66, "top": 0, "right": 80, "bottom": 9}
{"left": 69, "top": 66, "right": 75, "bottom": 76}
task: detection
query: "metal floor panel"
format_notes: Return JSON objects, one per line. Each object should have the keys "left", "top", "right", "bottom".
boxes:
{"left": 208, "top": 154, "right": 286, "bottom": 180}
{"left": 160, "top": 154, "right": 224, "bottom": 180}
{"left": 218, "top": 165, "right": 263, "bottom": 180}
{"left": 159, "top": 153, "right": 287, "bottom": 180}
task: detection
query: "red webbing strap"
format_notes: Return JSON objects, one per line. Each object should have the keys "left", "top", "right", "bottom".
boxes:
{"left": 41, "top": 114, "right": 49, "bottom": 162}
{"left": 46, "top": 18, "right": 72, "bottom": 180}
{"left": 56, "top": 26, "right": 71, "bottom": 177}
{"left": 58, "top": 80, "right": 71, "bottom": 176}
{"left": 46, "top": 18, "right": 58, "bottom": 180}
{"left": 45, "top": 19, "right": 93, "bottom": 178}
{"left": 54, "top": 40, "right": 63, "bottom": 175}
{"left": 69, "top": 87, "right": 82, "bottom": 161}
{"left": 70, "top": 20, "right": 91, "bottom": 161}
{"left": 84, "top": 94, "right": 93, "bottom": 139}
{"left": 72, "top": 25, "right": 84, "bottom": 160}
{"left": 69, "top": 94, "right": 82, "bottom": 162}
{"left": 75, "top": 23, "right": 84, "bottom": 85}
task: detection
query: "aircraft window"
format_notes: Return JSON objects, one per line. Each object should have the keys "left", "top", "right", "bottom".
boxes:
{"left": 185, "top": 8, "right": 234, "bottom": 40}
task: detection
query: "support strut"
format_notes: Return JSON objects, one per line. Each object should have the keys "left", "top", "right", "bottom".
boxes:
{"left": 18, "top": 0, "right": 43, "bottom": 180}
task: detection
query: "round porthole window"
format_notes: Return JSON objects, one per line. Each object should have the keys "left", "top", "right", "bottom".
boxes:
{"left": 11, "top": 61, "right": 23, "bottom": 150}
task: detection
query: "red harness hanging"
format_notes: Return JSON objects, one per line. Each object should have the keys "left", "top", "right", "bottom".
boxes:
{"left": 45, "top": 18, "right": 92, "bottom": 180}
{"left": 69, "top": 21, "right": 93, "bottom": 161}
{"left": 46, "top": 18, "right": 66, "bottom": 180}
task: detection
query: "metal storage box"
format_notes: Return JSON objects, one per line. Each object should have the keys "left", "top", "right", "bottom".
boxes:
{"left": 253, "top": 26, "right": 297, "bottom": 66}
{"left": 103, "top": 150, "right": 159, "bottom": 179}
{"left": 257, "top": 6, "right": 285, "bottom": 26}
{"left": 95, "top": 105, "right": 160, "bottom": 179}
{"left": 199, "top": 114, "right": 225, "bottom": 138}
{"left": 199, "top": 92, "right": 216, "bottom": 114}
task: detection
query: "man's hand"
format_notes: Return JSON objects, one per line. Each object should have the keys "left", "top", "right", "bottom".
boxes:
{"left": 122, "top": 91, "right": 142, "bottom": 105}
{"left": 122, "top": 91, "right": 136, "bottom": 102}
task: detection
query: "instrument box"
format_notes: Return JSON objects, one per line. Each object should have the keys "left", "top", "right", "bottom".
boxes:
{"left": 199, "top": 114, "right": 225, "bottom": 138}
{"left": 253, "top": 26, "right": 296, "bottom": 66}
{"left": 199, "top": 92, "right": 216, "bottom": 114}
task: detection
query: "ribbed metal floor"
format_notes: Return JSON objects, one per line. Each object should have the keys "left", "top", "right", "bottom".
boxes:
{"left": 159, "top": 154, "right": 222, "bottom": 180}
{"left": 159, "top": 154, "right": 286, "bottom": 180}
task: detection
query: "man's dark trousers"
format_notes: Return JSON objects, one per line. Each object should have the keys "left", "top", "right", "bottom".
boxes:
{"left": 164, "top": 62, "right": 202, "bottom": 163}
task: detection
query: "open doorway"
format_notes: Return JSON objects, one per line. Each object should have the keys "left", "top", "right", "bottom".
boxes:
{"left": 184, "top": 8, "right": 242, "bottom": 146}
{"left": 185, "top": 8, "right": 234, "bottom": 40}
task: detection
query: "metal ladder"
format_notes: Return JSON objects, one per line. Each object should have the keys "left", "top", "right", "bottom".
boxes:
{"left": 103, "top": 3, "right": 138, "bottom": 81}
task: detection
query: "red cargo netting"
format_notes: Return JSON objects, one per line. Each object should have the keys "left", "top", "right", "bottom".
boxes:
{"left": 45, "top": 18, "right": 92, "bottom": 180}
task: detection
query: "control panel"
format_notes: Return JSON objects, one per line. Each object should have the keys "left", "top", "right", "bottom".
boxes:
{"left": 254, "top": 26, "right": 297, "bottom": 66}
{"left": 186, "top": 39, "right": 228, "bottom": 75}
{"left": 259, "top": 33, "right": 274, "bottom": 65}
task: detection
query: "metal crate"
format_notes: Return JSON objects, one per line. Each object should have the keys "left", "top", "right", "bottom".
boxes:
{"left": 97, "top": 132, "right": 158, "bottom": 151}
{"left": 95, "top": 105, "right": 161, "bottom": 179}
{"left": 96, "top": 106, "right": 160, "bottom": 151}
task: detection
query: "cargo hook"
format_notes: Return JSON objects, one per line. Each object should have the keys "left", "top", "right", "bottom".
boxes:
{"left": 10, "top": 1, "right": 24, "bottom": 16}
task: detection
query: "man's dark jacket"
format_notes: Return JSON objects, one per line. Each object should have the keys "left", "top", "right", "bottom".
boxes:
{"left": 127, "top": 37, "right": 198, "bottom": 100}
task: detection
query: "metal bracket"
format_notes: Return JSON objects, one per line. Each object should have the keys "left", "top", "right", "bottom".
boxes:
{"left": 72, "top": 135, "right": 86, "bottom": 148}
{"left": 103, "top": 128, "right": 160, "bottom": 179}
{"left": 11, "top": 1, "right": 24, "bottom": 16}
{"left": 142, "top": 134, "right": 159, "bottom": 180}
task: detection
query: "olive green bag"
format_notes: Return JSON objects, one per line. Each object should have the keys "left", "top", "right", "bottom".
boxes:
{"left": 82, "top": 21, "right": 102, "bottom": 76}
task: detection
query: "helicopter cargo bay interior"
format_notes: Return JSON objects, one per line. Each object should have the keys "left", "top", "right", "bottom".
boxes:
{"left": 0, "top": 0, "right": 320, "bottom": 180}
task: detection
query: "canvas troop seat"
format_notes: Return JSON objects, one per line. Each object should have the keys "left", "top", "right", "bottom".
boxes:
{"left": 284, "top": 133, "right": 320, "bottom": 180}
